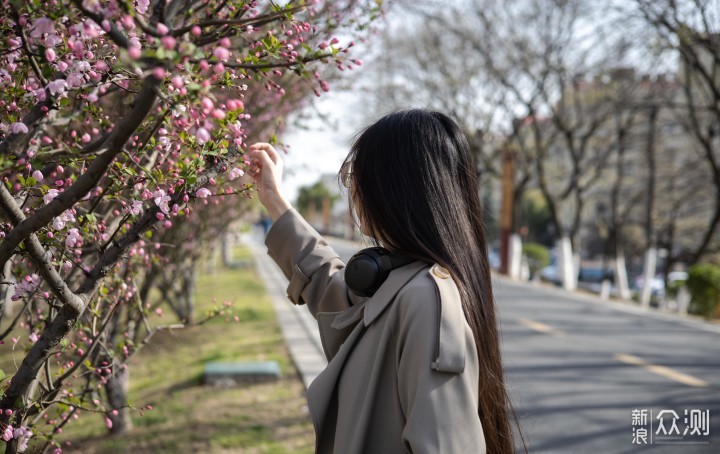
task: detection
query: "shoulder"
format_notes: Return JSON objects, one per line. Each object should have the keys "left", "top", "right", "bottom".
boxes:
{"left": 393, "top": 264, "right": 468, "bottom": 373}
{"left": 394, "top": 264, "right": 462, "bottom": 314}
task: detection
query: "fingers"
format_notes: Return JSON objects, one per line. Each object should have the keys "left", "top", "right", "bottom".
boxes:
{"left": 249, "top": 142, "right": 281, "bottom": 165}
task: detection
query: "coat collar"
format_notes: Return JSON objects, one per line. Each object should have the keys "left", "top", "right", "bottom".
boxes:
{"left": 362, "top": 260, "right": 429, "bottom": 326}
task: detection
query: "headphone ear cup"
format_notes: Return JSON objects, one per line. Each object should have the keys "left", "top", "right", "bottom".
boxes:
{"left": 346, "top": 250, "right": 383, "bottom": 298}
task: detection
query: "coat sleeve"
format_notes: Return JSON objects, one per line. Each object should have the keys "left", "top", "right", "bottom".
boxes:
{"left": 395, "top": 276, "right": 486, "bottom": 454}
{"left": 264, "top": 207, "right": 363, "bottom": 317}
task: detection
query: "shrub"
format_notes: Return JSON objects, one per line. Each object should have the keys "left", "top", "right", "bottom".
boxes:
{"left": 523, "top": 243, "right": 551, "bottom": 278}
{"left": 686, "top": 264, "right": 720, "bottom": 319}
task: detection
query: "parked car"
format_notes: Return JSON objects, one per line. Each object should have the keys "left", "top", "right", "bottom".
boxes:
{"left": 633, "top": 271, "right": 688, "bottom": 299}
{"left": 540, "top": 264, "right": 614, "bottom": 290}
{"left": 540, "top": 264, "right": 561, "bottom": 286}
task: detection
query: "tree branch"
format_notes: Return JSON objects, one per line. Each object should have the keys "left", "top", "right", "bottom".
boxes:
{"left": 0, "top": 184, "right": 85, "bottom": 313}
{"left": 0, "top": 146, "right": 243, "bottom": 417}
{"left": 0, "top": 76, "right": 161, "bottom": 270}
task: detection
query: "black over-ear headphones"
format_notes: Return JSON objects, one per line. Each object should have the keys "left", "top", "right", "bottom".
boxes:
{"left": 345, "top": 247, "right": 415, "bottom": 297}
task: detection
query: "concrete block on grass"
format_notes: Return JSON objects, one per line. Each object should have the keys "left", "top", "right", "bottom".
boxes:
{"left": 204, "top": 361, "right": 281, "bottom": 386}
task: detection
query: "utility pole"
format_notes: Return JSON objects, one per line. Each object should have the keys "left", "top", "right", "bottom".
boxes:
{"left": 500, "top": 146, "right": 515, "bottom": 275}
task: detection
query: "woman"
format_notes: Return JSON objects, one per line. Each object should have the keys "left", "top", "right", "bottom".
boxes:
{"left": 249, "top": 109, "right": 518, "bottom": 453}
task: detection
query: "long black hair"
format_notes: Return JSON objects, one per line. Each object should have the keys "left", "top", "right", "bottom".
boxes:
{"left": 342, "top": 109, "right": 522, "bottom": 453}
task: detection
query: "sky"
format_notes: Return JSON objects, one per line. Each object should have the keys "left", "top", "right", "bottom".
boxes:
{"left": 277, "top": 84, "right": 367, "bottom": 203}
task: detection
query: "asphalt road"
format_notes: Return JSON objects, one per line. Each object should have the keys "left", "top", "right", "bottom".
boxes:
{"left": 325, "top": 237, "right": 720, "bottom": 453}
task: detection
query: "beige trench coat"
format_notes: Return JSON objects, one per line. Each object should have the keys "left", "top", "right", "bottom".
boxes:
{"left": 265, "top": 208, "right": 486, "bottom": 453}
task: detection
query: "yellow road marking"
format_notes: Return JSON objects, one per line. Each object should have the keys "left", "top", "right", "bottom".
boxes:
{"left": 615, "top": 353, "right": 709, "bottom": 388}
{"left": 518, "top": 318, "right": 566, "bottom": 337}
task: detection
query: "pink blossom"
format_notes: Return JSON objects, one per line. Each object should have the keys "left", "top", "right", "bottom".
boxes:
{"left": 2, "top": 425, "right": 12, "bottom": 442}
{"left": 14, "top": 427, "right": 31, "bottom": 453}
{"left": 105, "top": 416, "right": 113, "bottom": 429}
{"left": 32, "top": 170, "right": 43, "bottom": 181}
{"left": 44, "top": 189, "right": 59, "bottom": 204}
{"left": 9, "top": 122, "right": 28, "bottom": 134}
{"left": 29, "top": 332, "right": 38, "bottom": 343}
{"left": 161, "top": 36, "right": 176, "bottom": 50}
{"left": 45, "top": 33, "right": 63, "bottom": 48}
{"left": 11, "top": 274, "right": 41, "bottom": 301}
{"left": 153, "top": 189, "right": 171, "bottom": 214}
{"left": 125, "top": 200, "right": 143, "bottom": 216}
{"left": 227, "top": 99, "right": 244, "bottom": 110}
{"left": 121, "top": 15, "right": 135, "bottom": 30}
{"left": 195, "top": 127, "right": 210, "bottom": 144}
{"left": 30, "top": 18, "right": 55, "bottom": 38}
{"left": 128, "top": 46, "right": 141, "bottom": 60}
{"left": 66, "top": 72, "right": 84, "bottom": 88}
{"left": 229, "top": 168, "right": 244, "bottom": 180}
{"left": 171, "top": 76, "right": 184, "bottom": 88}
{"left": 219, "top": 38, "right": 231, "bottom": 47}
{"left": 201, "top": 97, "right": 214, "bottom": 111}
{"left": 156, "top": 23, "right": 169, "bottom": 35}
{"left": 81, "top": 133, "right": 91, "bottom": 143}
{"left": 45, "top": 48, "right": 56, "bottom": 62}
{"left": 136, "top": 0, "right": 149, "bottom": 14}
{"left": 213, "top": 47, "right": 231, "bottom": 61}
{"left": 65, "top": 228, "right": 82, "bottom": 248}
{"left": 195, "top": 187, "right": 212, "bottom": 199}
{"left": 47, "top": 79, "right": 68, "bottom": 96}
{"left": 152, "top": 67, "right": 166, "bottom": 80}
{"left": 52, "top": 210, "right": 76, "bottom": 230}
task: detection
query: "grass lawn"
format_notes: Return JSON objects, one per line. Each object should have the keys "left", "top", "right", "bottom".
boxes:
{"left": 4, "top": 244, "right": 314, "bottom": 453}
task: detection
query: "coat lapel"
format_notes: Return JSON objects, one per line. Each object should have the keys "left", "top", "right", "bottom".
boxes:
{"left": 306, "top": 260, "right": 430, "bottom": 448}
{"left": 363, "top": 260, "right": 429, "bottom": 326}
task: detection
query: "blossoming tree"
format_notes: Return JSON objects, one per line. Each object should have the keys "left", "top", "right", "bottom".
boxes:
{"left": 0, "top": 0, "right": 373, "bottom": 451}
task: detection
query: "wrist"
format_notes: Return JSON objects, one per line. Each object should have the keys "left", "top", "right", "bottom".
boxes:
{"left": 264, "top": 193, "right": 292, "bottom": 221}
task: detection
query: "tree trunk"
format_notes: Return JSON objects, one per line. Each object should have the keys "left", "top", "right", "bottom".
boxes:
{"left": 640, "top": 247, "right": 658, "bottom": 308}
{"left": 509, "top": 234, "right": 523, "bottom": 279}
{"left": 557, "top": 236, "right": 577, "bottom": 290}
{"left": 614, "top": 248, "right": 632, "bottom": 301}
{"left": 641, "top": 105, "right": 658, "bottom": 308}
{"left": 105, "top": 365, "right": 133, "bottom": 435}
{"left": 180, "top": 262, "right": 197, "bottom": 324}
{"left": 221, "top": 230, "right": 233, "bottom": 267}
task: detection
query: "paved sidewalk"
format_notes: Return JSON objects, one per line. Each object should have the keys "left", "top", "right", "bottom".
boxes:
{"left": 243, "top": 233, "right": 328, "bottom": 389}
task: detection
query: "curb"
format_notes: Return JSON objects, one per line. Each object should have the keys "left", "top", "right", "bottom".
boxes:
{"left": 243, "top": 234, "right": 328, "bottom": 389}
